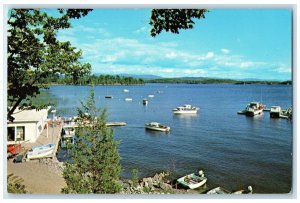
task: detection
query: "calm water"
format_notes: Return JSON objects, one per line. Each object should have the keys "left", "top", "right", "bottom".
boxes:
{"left": 51, "top": 84, "right": 292, "bottom": 194}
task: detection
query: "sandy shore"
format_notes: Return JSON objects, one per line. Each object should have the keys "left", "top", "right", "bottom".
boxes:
{"left": 7, "top": 158, "right": 66, "bottom": 194}
{"left": 6, "top": 121, "right": 65, "bottom": 194}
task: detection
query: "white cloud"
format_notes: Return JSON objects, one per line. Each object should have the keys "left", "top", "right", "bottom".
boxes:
{"left": 275, "top": 67, "right": 291, "bottom": 73}
{"left": 221, "top": 48, "right": 230, "bottom": 54}
{"left": 205, "top": 52, "right": 214, "bottom": 59}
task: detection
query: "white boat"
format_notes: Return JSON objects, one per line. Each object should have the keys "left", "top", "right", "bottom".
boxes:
{"left": 142, "top": 99, "right": 148, "bottom": 105}
{"left": 244, "top": 102, "right": 265, "bottom": 117}
{"left": 61, "top": 125, "right": 76, "bottom": 136}
{"left": 173, "top": 104, "right": 199, "bottom": 114}
{"left": 207, "top": 186, "right": 231, "bottom": 194}
{"left": 123, "top": 89, "right": 129, "bottom": 92}
{"left": 177, "top": 170, "right": 207, "bottom": 189}
{"left": 270, "top": 106, "right": 282, "bottom": 118}
{"left": 148, "top": 94, "right": 154, "bottom": 98}
{"left": 27, "top": 143, "right": 55, "bottom": 159}
{"left": 145, "top": 122, "right": 170, "bottom": 132}
{"left": 125, "top": 97, "right": 133, "bottom": 101}
{"left": 232, "top": 186, "right": 253, "bottom": 194}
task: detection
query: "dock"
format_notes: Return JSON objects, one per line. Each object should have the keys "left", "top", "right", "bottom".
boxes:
{"left": 106, "top": 122, "right": 127, "bottom": 127}
{"left": 23, "top": 119, "right": 63, "bottom": 160}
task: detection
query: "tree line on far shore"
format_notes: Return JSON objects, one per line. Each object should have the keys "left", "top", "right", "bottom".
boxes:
{"left": 43, "top": 73, "right": 145, "bottom": 85}
{"left": 147, "top": 78, "right": 292, "bottom": 85}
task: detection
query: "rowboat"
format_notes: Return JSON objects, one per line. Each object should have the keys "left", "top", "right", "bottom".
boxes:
{"left": 27, "top": 143, "right": 55, "bottom": 159}
{"left": 206, "top": 186, "right": 231, "bottom": 194}
{"left": 145, "top": 122, "right": 170, "bottom": 132}
{"left": 177, "top": 170, "right": 207, "bottom": 189}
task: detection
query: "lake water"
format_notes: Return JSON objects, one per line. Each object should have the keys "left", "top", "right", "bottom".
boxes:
{"left": 50, "top": 83, "right": 292, "bottom": 194}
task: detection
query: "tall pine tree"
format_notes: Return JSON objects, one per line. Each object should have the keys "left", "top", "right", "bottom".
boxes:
{"left": 62, "top": 88, "right": 122, "bottom": 194}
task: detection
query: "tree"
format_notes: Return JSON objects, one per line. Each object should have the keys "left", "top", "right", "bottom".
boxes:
{"left": 62, "top": 88, "right": 122, "bottom": 194}
{"left": 150, "top": 9, "right": 208, "bottom": 37}
{"left": 7, "top": 174, "right": 28, "bottom": 194}
{"left": 7, "top": 9, "right": 92, "bottom": 121}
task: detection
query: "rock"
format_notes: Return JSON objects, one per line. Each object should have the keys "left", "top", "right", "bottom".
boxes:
{"left": 159, "top": 182, "right": 173, "bottom": 191}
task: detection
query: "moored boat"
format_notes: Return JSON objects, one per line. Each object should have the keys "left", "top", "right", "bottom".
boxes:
{"left": 173, "top": 104, "right": 199, "bottom": 114}
{"left": 177, "top": 170, "right": 207, "bottom": 189}
{"left": 148, "top": 94, "right": 154, "bottom": 98}
{"left": 244, "top": 102, "right": 265, "bottom": 117}
{"left": 206, "top": 186, "right": 231, "bottom": 194}
{"left": 145, "top": 122, "right": 170, "bottom": 132}
{"left": 125, "top": 97, "right": 133, "bottom": 101}
{"left": 142, "top": 98, "right": 148, "bottom": 105}
{"left": 232, "top": 186, "right": 253, "bottom": 194}
{"left": 270, "top": 106, "right": 282, "bottom": 118}
{"left": 123, "top": 89, "right": 129, "bottom": 92}
{"left": 27, "top": 143, "right": 55, "bottom": 159}
{"left": 105, "top": 95, "right": 113, "bottom": 99}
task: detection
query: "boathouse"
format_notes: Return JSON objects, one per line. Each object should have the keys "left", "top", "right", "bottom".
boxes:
{"left": 7, "top": 107, "right": 50, "bottom": 144}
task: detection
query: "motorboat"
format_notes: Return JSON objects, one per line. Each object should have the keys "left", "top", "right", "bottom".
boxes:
{"left": 244, "top": 102, "right": 265, "bottom": 117}
{"left": 177, "top": 170, "right": 207, "bottom": 189}
{"left": 125, "top": 97, "right": 133, "bottom": 101}
{"left": 142, "top": 99, "right": 148, "bottom": 105}
{"left": 123, "top": 89, "right": 129, "bottom": 92}
{"left": 270, "top": 106, "right": 282, "bottom": 118}
{"left": 145, "top": 122, "right": 170, "bottom": 132}
{"left": 173, "top": 104, "right": 199, "bottom": 114}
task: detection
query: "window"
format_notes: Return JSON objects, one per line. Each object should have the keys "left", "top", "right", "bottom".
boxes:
{"left": 7, "top": 127, "right": 15, "bottom": 141}
{"left": 7, "top": 126, "right": 25, "bottom": 142}
{"left": 16, "top": 126, "right": 25, "bottom": 141}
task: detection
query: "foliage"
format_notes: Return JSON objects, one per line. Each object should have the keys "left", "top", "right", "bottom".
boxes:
{"left": 7, "top": 9, "right": 92, "bottom": 121}
{"left": 150, "top": 9, "right": 208, "bottom": 37}
{"left": 47, "top": 74, "right": 145, "bottom": 85}
{"left": 7, "top": 173, "right": 28, "bottom": 194}
{"left": 131, "top": 168, "right": 139, "bottom": 188}
{"left": 147, "top": 77, "right": 291, "bottom": 85}
{"left": 62, "top": 88, "right": 122, "bottom": 194}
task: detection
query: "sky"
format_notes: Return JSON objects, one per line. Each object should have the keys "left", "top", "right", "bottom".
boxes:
{"left": 54, "top": 9, "right": 292, "bottom": 80}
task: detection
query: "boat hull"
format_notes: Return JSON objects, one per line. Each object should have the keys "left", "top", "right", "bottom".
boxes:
{"left": 173, "top": 110, "right": 198, "bottom": 114}
{"left": 245, "top": 109, "right": 263, "bottom": 117}
{"left": 27, "top": 144, "right": 55, "bottom": 159}
{"left": 145, "top": 126, "right": 170, "bottom": 132}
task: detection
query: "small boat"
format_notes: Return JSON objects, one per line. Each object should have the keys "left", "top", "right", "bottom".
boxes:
{"left": 270, "top": 106, "right": 282, "bottom": 118}
{"left": 123, "top": 89, "right": 129, "bottom": 92}
{"left": 177, "top": 170, "right": 207, "bottom": 189}
{"left": 207, "top": 186, "right": 231, "bottom": 194}
{"left": 145, "top": 122, "right": 170, "bottom": 132}
{"left": 148, "top": 94, "right": 154, "bottom": 98}
{"left": 232, "top": 186, "right": 253, "bottom": 194}
{"left": 244, "top": 102, "right": 265, "bottom": 117}
{"left": 105, "top": 95, "right": 113, "bottom": 99}
{"left": 125, "top": 97, "right": 133, "bottom": 101}
{"left": 281, "top": 106, "right": 292, "bottom": 119}
{"left": 142, "top": 99, "right": 148, "bottom": 105}
{"left": 27, "top": 143, "right": 55, "bottom": 159}
{"left": 173, "top": 104, "right": 199, "bottom": 114}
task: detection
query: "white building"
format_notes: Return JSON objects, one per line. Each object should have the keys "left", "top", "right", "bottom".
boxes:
{"left": 7, "top": 107, "right": 50, "bottom": 144}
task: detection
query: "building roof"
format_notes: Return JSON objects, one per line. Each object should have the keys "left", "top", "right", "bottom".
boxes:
{"left": 8, "top": 107, "right": 50, "bottom": 123}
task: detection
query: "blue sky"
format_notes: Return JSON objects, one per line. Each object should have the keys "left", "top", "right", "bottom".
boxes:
{"left": 55, "top": 9, "right": 292, "bottom": 80}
